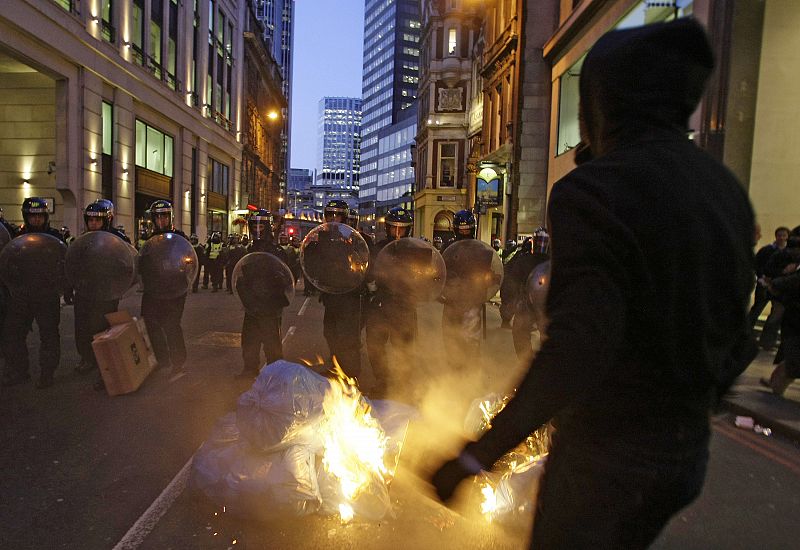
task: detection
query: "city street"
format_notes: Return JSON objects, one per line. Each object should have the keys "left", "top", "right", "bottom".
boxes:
{"left": 1, "top": 285, "right": 799, "bottom": 549}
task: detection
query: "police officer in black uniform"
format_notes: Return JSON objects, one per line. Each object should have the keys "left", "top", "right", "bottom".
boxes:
{"left": 74, "top": 200, "right": 131, "bottom": 379}
{"left": 440, "top": 209, "right": 485, "bottom": 362}
{"left": 190, "top": 234, "right": 204, "bottom": 292}
{"left": 501, "top": 228, "right": 550, "bottom": 360}
{"left": 205, "top": 231, "right": 224, "bottom": 292}
{"left": 1, "top": 197, "right": 65, "bottom": 388}
{"left": 318, "top": 200, "right": 364, "bottom": 378}
{"left": 225, "top": 234, "right": 244, "bottom": 294}
{"left": 365, "top": 207, "right": 415, "bottom": 395}
{"left": 142, "top": 199, "right": 190, "bottom": 380}
{"left": 238, "top": 209, "right": 290, "bottom": 378}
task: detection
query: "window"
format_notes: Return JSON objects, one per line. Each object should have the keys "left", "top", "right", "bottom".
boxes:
{"left": 100, "top": 0, "right": 115, "bottom": 42}
{"left": 102, "top": 102, "right": 113, "bottom": 155}
{"left": 438, "top": 143, "right": 457, "bottom": 187}
{"left": 135, "top": 120, "right": 173, "bottom": 177}
{"left": 149, "top": 0, "right": 163, "bottom": 78}
{"left": 208, "top": 158, "right": 229, "bottom": 195}
{"left": 166, "top": 0, "right": 178, "bottom": 89}
{"left": 556, "top": 56, "right": 583, "bottom": 156}
{"left": 132, "top": 0, "right": 145, "bottom": 64}
{"left": 448, "top": 28, "right": 457, "bottom": 55}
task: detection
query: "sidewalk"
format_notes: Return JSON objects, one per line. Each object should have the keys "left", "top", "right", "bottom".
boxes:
{"left": 722, "top": 348, "right": 800, "bottom": 441}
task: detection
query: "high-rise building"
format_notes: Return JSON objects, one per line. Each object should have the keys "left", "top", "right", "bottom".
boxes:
{"left": 287, "top": 168, "right": 314, "bottom": 215}
{"left": 253, "top": 0, "right": 295, "bottom": 184}
{"left": 315, "top": 97, "right": 362, "bottom": 207}
{"left": 359, "top": 0, "right": 421, "bottom": 221}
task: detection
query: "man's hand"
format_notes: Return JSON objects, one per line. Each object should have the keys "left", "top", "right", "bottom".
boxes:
{"left": 431, "top": 451, "right": 483, "bottom": 505}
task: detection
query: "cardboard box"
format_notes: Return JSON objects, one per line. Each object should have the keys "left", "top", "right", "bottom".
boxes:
{"left": 92, "top": 310, "right": 157, "bottom": 396}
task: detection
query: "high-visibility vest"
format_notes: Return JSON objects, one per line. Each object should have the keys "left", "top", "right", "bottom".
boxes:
{"left": 209, "top": 242, "right": 223, "bottom": 259}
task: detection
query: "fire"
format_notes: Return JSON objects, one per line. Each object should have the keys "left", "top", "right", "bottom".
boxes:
{"left": 318, "top": 361, "right": 390, "bottom": 522}
{"left": 480, "top": 481, "right": 498, "bottom": 517}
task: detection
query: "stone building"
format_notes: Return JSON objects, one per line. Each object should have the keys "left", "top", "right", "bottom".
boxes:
{"left": 0, "top": 0, "right": 250, "bottom": 240}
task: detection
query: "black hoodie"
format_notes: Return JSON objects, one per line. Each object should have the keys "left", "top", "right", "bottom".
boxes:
{"left": 466, "top": 19, "right": 755, "bottom": 467}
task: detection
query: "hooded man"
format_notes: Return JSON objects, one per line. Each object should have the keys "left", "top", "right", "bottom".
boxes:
{"left": 431, "top": 19, "right": 755, "bottom": 548}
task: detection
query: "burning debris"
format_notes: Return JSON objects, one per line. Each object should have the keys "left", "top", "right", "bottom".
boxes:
{"left": 464, "top": 393, "right": 550, "bottom": 523}
{"left": 190, "top": 361, "right": 415, "bottom": 522}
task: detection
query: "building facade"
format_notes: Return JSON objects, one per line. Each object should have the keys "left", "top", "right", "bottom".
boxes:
{"left": 0, "top": 0, "right": 250, "bottom": 241}
{"left": 252, "top": 0, "right": 294, "bottom": 185}
{"left": 315, "top": 96, "right": 362, "bottom": 209}
{"left": 359, "top": 0, "right": 421, "bottom": 222}
{"left": 413, "top": 0, "right": 481, "bottom": 242}
{"left": 371, "top": 104, "right": 416, "bottom": 234}
{"left": 541, "top": 0, "right": 800, "bottom": 251}
{"left": 241, "top": 2, "right": 286, "bottom": 222}
{"left": 286, "top": 167, "right": 313, "bottom": 215}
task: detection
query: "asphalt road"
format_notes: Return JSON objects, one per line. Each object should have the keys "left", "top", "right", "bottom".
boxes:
{"left": 1, "top": 284, "right": 799, "bottom": 549}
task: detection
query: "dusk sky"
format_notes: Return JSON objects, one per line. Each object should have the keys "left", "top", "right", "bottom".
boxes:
{"left": 290, "top": 1, "right": 365, "bottom": 172}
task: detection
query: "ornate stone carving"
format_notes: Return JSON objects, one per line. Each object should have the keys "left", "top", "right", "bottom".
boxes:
{"left": 437, "top": 87, "right": 464, "bottom": 111}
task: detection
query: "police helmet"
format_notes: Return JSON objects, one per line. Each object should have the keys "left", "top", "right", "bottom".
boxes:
{"left": 324, "top": 200, "right": 349, "bottom": 223}
{"left": 248, "top": 208, "right": 273, "bottom": 241}
{"left": 533, "top": 227, "right": 550, "bottom": 255}
{"left": 385, "top": 207, "right": 413, "bottom": 239}
{"left": 84, "top": 199, "right": 115, "bottom": 230}
{"left": 22, "top": 197, "right": 50, "bottom": 228}
{"left": 453, "top": 209, "right": 476, "bottom": 238}
{"left": 210, "top": 231, "right": 222, "bottom": 243}
{"left": 432, "top": 235, "right": 444, "bottom": 249}
{"left": 149, "top": 199, "right": 174, "bottom": 231}
{"left": 347, "top": 208, "right": 359, "bottom": 228}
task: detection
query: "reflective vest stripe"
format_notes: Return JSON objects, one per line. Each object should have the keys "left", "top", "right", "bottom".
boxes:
{"left": 209, "top": 242, "right": 222, "bottom": 259}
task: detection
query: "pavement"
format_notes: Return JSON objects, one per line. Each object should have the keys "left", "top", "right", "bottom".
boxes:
{"left": 722, "top": 346, "right": 800, "bottom": 441}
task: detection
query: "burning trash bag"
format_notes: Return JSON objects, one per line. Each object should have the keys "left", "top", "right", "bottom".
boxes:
{"left": 236, "top": 360, "right": 330, "bottom": 452}
{"left": 190, "top": 360, "right": 417, "bottom": 522}
{"left": 300, "top": 222, "right": 370, "bottom": 294}
{"left": 65, "top": 230, "right": 137, "bottom": 301}
{"left": 464, "top": 393, "right": 550, "bottom": 524}
{"left": 190, "top": 412, "right": 322, "bottom": 518}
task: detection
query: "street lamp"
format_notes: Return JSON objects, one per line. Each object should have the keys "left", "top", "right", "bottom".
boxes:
{"left": 268, "top": 111, "right": 279, "bottom": 121}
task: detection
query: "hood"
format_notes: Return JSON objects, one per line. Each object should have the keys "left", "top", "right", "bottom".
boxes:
{"left": 579, "top": 18, "right": 714, "bottom": 157}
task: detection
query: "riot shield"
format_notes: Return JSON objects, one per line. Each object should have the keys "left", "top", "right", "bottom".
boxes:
{"left": 441, "top": 239, "right": 504, "bottom": 305}
{"left": 65, "top": 231, "right": 137, "bottom": 301}
{"left": 233, "top": 252, "right": 295, "bottom": 316}
{"left": 526, "top": 260, "right": 550, "bottom": 328}
{"left": 0, "top": 233, "right": 67, "bottom": 298}
{"left": 373, "top": 237, "right": 446, "bottom": 303}
{"left": 0, "top": 223, "right": 11, "bottom": 252}
{"left": 300, "top": 222, "right": 369, "bottom": 294}
{"left": 138, "top": 233, "right": 199, "bottom": 299}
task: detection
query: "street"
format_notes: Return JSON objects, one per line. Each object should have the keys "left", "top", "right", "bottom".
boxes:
{"left": 1, "top": 286, "right": 799, "bottom": 549}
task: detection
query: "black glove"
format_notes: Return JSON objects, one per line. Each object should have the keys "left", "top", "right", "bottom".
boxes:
{"left": 431, "top": 451, "right": 483, "bottom": 505}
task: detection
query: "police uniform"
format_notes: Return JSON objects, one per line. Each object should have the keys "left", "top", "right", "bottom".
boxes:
{"left": 239, "top": 239, "right": 290, "bottom": 376}
{"left": 205, "top": 236, "right": 224, "bottom": 291}
{"left": 365, "top": 237, "right": 417, "bottom": 394}
{"left": 225, "top": 240, "right": 245, "bottom": 292}
{"left": 74, "top": 225, "right": 131, "bottom": 374}
{"left": 2, "top": 223, "right": 65, "bottom": 388}
{"left": 142, "top": 226, "right": 190, "bottom": 372}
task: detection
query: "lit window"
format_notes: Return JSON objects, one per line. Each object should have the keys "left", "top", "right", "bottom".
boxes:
{"left": 439, "top": 143, "right": 457, "bottom": 187}
{"left": 448, "top": 29, "right": 457, "bottom": 55}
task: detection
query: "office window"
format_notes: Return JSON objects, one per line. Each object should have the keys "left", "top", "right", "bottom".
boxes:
{"left": 100, "top": 0, "right": 115, "bottom": 42}
{"left": 132, "top": 0, "right": 145, "bottom": 63}
{"left": 448, "top": 28, "right": 457, "bottom": 55}
{"left": 208, "top": 158, "right": 229, "bottom": 195}
{"left": 135, "top": 120, "right": 173, "bottom": 177}
{"left": 556, "top": 56, "right": 583, "bottom": 156}
{"left": 102, "top": 102, "right": 113, "bottom": 155}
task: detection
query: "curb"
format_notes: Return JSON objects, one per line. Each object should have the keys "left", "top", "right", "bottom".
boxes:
{"left": 721, "top": 398, "right": 800, "bottom": 443}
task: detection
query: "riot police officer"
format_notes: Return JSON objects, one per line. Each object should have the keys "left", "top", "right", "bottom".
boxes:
{"left": 205, "top": 231, "right": 224, "bottom": 292}
{"left": 501, "top": 228, "right": 550, "bottom": 359}
{"left": 190, "top": 234, "right": 204, "bottom": 292}
{"left": 2, "top": 197, "right": 65, "bottom": 388}
{"left": 225, "top": 234, "right": 244, "bottom": 294}
{"left": 317, "top": 199, "right": 364, "bottom": 378}
{"left": 238, "top": 209, "right": 290, "bottom": 378}
{"left": 366, "top": 207, "right": 416, "bottom": 395}
{"left": 441, "top": 209, "right": 484, "bottom": 362}
{"left": 142, "top": 199, "right": 190, "bottom": 381}
{"left": 74, "top": 200, "right": 131, "bottom": 378}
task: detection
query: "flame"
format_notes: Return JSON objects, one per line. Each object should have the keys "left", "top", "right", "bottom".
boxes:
{"left": 480, "top": 481, "right": 498, "bottom": 518}
{"left": 319, "top": 360, "right": 389, "bottom": 522}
